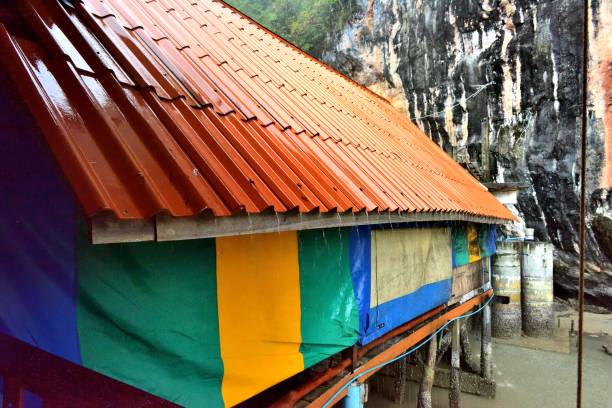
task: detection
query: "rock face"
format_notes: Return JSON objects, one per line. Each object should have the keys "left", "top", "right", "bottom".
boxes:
{"left": 321, "top": 0, "right": 612, "bottom": 307}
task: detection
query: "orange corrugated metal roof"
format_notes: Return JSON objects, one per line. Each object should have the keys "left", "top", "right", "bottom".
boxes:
{"left": 0, "top": 0, "right": 514, "bottom": 221}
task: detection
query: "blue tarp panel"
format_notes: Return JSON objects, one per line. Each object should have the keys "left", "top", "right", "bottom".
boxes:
{"left": 0, "top": 66, "right": 80, "bottom": 364}
{"left": 360, "top": 279, "right": 451, "bottom": 345}
{"left": 479, "top": 224, "right": 497, "bottom": 258}
{"left": 349, "top": 226, "right": 372, "bottom": 344}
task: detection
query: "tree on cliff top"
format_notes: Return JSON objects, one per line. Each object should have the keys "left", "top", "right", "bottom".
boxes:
{"left": 225, "top": 0, "right": 356, "bottom": 58}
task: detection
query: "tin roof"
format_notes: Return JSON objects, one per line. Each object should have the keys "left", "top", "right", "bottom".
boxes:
{"left": 0, "top": 0, "right": 514, "bottom": 222}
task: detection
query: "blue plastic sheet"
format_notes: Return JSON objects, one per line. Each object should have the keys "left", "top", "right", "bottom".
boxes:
{"left": 0, "top": 69, "right": 80, "bottom": 364}
{"left": 360, "top": 279, "right": 451, "bottom": 344}
{"left": 479, "top": 224, "right": 497, "bottom": 257}
{"left": 349, "top": 226, "right": 372, "bottom": 344}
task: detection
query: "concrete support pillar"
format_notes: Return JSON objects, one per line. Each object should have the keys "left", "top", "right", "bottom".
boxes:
{"left": 417, "top": 335, "right": 437, "bottom": 408}
{"left": 522, "top": 242, "right": 554, "bottom": 337}
{"left": 492, "top": 241, "right": 522, "bottom": 338}
{"left": 449, "top": 321, "right": 461, "bottom": 408}
{"left": 480, "top": 304, "right": 492, "bottom": 380}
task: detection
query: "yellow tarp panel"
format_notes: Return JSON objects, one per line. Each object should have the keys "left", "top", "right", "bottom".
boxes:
{"left": 467, "top": 223, "right": 481, "bottom": 263}
{"left": 216, "top": 232, "right": 303, "bottom": 407}
{"left": 370, "top": 228, "right": 452, "bottom": 308}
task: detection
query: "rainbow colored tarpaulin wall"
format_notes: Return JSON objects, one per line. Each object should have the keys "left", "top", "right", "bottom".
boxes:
{"left": 1, "top": 213, "right": 490, "bottom": 408}
{"left": 0, "top": 199, "right": 492, "bottom": 408}
{"left": 0, "top": 219, "right": 360, "bottom": 407}
{"left": 78, "top": 227, "right": 361, "bottom": 407}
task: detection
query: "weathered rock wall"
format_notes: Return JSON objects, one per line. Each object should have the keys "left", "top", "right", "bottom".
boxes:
{"left": 322, "top": 0, "right": 612, "bottom": 307}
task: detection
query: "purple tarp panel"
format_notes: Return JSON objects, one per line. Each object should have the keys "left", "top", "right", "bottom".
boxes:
{"left": 0, "top": 64, "right": 80, "bottom": 364}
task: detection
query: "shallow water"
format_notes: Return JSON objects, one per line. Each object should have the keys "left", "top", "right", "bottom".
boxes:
{"left": 368, "top": 327, "right": 612, "bottom": 407}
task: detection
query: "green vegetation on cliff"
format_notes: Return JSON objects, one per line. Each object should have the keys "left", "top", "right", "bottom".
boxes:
{"left": 224, "top": 0, "right": 356, "bottom": 58}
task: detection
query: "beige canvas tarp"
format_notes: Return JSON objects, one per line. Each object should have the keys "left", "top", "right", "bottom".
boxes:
{"left": 370, "top": 227, "right": 452, "bottom": 308}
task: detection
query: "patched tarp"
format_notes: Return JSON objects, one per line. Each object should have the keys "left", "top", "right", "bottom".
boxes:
{"left": 370, "top": 228, "right": 452, "bottom": 306}
{"left": 479, "top": 224, "right": 497, "bottom": 258}
{"left": 350, "top": 226, "right": 453, "bottom": 344}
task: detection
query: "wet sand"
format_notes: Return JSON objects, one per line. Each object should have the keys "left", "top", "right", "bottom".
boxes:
{"left": 367, "top": 313, "right": 612, "bottom": 408}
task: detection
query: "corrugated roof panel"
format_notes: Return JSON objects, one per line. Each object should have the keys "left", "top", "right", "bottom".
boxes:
{"left": 0, "top": 0, "right": 514, "bottom": 222}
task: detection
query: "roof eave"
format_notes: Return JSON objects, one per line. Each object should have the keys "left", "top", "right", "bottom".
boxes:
{"left": 91, "top": 210, "right": 512, "bottom": 244}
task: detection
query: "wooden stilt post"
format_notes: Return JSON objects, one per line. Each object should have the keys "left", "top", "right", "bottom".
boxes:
{"left": 460, "top": 322, "right": 479, "bottom": 374}
{"left": 481, "top": 303, "right": 492, "bottom": 380}
{"left": 417, "top": 334, "right": 437, "bottom": 408}
{"left": 436, "top": 330, "right": 451, "bottom": 365}
{"left": 392, "top": 357, "right": 408, "bottom": 404}
{"left": 449, "top": 320, "right": 461, "bottom": 408}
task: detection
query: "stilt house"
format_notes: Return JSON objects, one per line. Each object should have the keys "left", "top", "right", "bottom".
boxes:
{"left": 0, "top": 0, "right": 513, "bottom": 406}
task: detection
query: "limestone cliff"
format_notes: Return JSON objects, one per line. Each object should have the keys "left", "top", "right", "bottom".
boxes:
{"left": 322, "top": 0, "right": 612, "bottom": 307}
